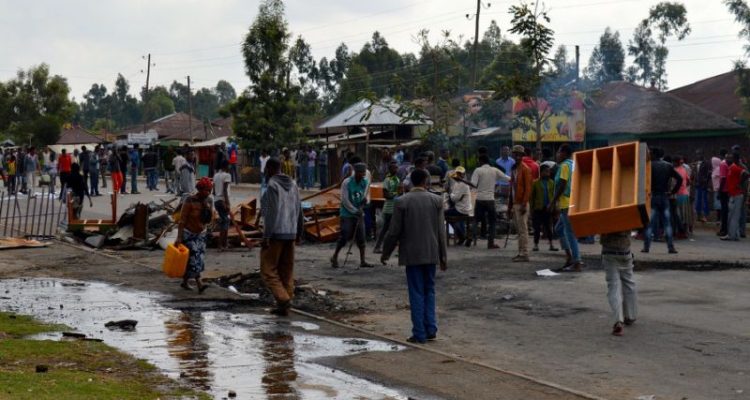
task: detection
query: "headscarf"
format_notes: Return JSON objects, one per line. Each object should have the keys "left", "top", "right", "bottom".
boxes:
{"left": 196, "top": 177, "right": 212, "bottom": 192}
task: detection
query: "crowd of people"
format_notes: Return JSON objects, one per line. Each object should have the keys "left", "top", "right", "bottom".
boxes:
{"left": 3, "top": 139, "right": 747, "bottom": 340}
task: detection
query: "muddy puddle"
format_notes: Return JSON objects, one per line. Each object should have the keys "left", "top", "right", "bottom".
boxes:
{"left": 0, "top": 278, "right": 411, "bottom": 399}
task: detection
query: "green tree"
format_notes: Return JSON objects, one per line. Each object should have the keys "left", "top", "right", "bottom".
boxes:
{"left": 215, "top": 80, "right": 236, "bottom": 106}
{"left": 1, "top": 64, "right": 75, "bottom": 146}
{"left": 497, "top": 2, "right": 562, "bottom": 150}
{"left": 169, "top": 80, "right": 190, "bottom": 113}
{"left": 230, "top": 0, "right": 311, "bottom": 150}
{"left": 142, "top": 86, "right": 175, "bottom": 121}
{"left": 628, "top": 2, "right": 690, "bottom": 89}
{"left": 724, "top": 0, "right": 750, "bottom": 121}
{"left": 110, "top": 74, "right": 142, "bottom": 128}
{"left": 584, "top": 28, "right": 626, "bottom": 85}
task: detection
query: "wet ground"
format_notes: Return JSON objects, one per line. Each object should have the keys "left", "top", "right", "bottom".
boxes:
{"left": 0, "top": 278, "right": 418, "bottom": 400}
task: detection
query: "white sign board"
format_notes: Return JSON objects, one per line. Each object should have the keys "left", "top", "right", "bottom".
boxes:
{"left": 127, "top": 132, "right": 158, "bottom": 145}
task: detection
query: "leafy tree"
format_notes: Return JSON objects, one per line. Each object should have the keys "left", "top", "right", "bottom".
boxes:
{"left": 231, "top": 0, "right": 312, "bottom": 150}
{"left": 142, "top": 86, "right": 175, "bottom": 121}
{"left": 169, "top": 80, "right": 190, "bottom": 113}
{"left": 483, "top": 20, "right": 504, "bottom": 53}
{"left": 551, "top": 45, "right": 577, "bottom": 83}
{"left": 110, "top": 74, "right": 142, "bottom": 127}
{"left": 1, "top": 64, "right": 75, "bottom": 146}
{"left": 496, "top": 2, "right": 564, "bottom": 150}
{"left": 215, "top": 80, "right": 236, "bottom": 106}
{"left": 724, "top": 0, "right": 750, "bottom": 120}
{"left": 192, "top": 87, "right": 220, "bottom": 120}
{"left": 584, "top": 28, "right": 625, "bottom": 85}
{"left": 628, "top": 2, "right": 690, "bottom": 89}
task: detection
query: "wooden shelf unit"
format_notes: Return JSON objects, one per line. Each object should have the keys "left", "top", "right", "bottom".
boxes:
{"left": 568, "top": 142, "right": 651, "bottom": 237}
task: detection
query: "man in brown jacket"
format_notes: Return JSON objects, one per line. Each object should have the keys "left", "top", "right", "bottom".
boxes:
{"left": 511, "top": 145, "right": 533, "bottom": 262}
{"left": 381, "top": 169, "right": 448, "bottom": 343}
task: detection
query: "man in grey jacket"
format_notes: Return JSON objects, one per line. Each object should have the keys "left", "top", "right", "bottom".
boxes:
{"left": 381, "top": 169, "right": 448, "bottom": 343}
{"left": 261, "top": 157, "right": 304, "bottom": 316}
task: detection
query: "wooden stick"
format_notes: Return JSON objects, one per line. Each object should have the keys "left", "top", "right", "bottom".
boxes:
{"left": 301, "top": 183, "right": 339, "bottom": 202}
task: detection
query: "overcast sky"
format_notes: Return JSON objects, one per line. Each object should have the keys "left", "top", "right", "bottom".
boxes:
{"left": 0, "top": 0, "right": 746, "bottom": 101}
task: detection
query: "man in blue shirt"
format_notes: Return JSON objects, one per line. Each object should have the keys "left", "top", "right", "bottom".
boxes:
{"left": 129, "top": 144, "right": 141, "bottom": 194}
{"left": 495, "top": 145, "right": 515, "bottom": 191}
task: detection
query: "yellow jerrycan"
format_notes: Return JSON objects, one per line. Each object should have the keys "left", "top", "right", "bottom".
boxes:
{"left": 163, "top": 243, "right": 189, "bottom": 278}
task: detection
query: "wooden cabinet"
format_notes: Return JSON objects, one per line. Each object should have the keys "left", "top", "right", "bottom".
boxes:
{"left": 568, "top": 142, "right": 651, "bottom": 237}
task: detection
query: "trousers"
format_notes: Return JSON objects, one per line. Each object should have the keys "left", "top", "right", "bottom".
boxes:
{"left": 603, "top": 253, "right": 638, "bottom": 324}
{"left": 728, "top": 194, "right": 743, "bottom": 240}
{"left": 513, "top": 204, "right": 529, "bottom": 256}
{"left": 556, "top": 208, "right": 580, "bottom": 261}
{"left": 474, "top": 200, "right": 496, "bottom": 244}
{"left": 406, "top": 264, "right": 437, "bottom": 342}
{"left": 260, "top": 239, "right": 296, "bottom": 304}
{"left": 643, "top": 193, "right": 675, "bottom": 251}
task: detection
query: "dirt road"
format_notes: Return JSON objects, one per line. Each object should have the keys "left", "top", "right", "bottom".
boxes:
{"left": 1, "top": 230, "right": 749, "bottom": 399}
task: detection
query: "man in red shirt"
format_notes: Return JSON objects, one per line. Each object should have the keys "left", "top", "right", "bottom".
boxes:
{"left": 522, "top": 148, "right": 540, "bottom": 180}
{"left": 58, "top": 148, "right": 72, "bottom": 200}
{"left": 722, "top": 153, "right": 747, "bottom": 241}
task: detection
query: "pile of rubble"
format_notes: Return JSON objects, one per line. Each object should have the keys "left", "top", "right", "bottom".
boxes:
{"left": 67, "top": 185, "right": 354, "bottom": 250}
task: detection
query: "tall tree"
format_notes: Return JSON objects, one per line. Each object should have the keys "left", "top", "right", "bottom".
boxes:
{"left": 1, "top": 64, "right": 75, "bottom": 146}
{"left": 628, "top": 2, "right": 690, "bottom": 89}
{"left": 142, "top": 86, "right": 175, "bottom": 122}
{"left": 497, "top": 2, "right": 562, "bottom": 149}
{"left": 585, "top": 28, "right": 626, "bottom": 85}
{"left": 724, "top": 0, "right": 750, "bottom": 120}
{"left": 231, "top": 0, "right": 312, "bottom": 150}
{"left": 214, "top": 80, "right": 236, "bottom": 107}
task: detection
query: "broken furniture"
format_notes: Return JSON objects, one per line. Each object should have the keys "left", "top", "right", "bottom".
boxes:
{"left": 66, "top": 192, "right": 118, "bottom": 234}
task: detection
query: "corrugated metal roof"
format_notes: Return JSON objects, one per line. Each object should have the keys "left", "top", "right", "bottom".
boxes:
{"left": 318, "top": 98, "right": 432, "bottom": 129}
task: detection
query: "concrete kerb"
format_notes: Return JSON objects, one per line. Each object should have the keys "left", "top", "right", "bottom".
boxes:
{"left": 54, "top": 237, "right": 608, "bottom": 400}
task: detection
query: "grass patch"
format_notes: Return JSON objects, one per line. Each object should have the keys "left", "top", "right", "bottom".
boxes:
{"left": 0, "top": 312, "right": 209, "bottom": 400}
{"left": 0, "top": 312, "right": 68, "bottom": 338}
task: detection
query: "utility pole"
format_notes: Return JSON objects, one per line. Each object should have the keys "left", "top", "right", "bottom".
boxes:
{"left": 187, "top": 76, "right": 194, "bottom": 144}
{"left": 576, "top": 45, "right": 581, "bottom": 89}
{"left": 142, "top": 53, "right": 152, "bottom": 133}
{"left": 471, "top": 0, "right": 481, "bottom": 91}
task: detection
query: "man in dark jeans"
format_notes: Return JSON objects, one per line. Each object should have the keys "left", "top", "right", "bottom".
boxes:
{"left": 470, "top": 154, "right": 510, "bottom": 249}
{"left": 642, "top": 147, "right": 682, "bottom": 254}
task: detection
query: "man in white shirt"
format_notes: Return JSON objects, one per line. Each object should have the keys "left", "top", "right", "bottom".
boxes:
{"left": 172, "top": 149, "right": 187, "bottom": 195}
{"left": 470, "top": 154, "right": 510, "bottom": 249}
{"left": 445, "top": 167, "right": 473, "bottom": 246}
{"left": 213, "top": 161, "right": 232, "bottom": 250}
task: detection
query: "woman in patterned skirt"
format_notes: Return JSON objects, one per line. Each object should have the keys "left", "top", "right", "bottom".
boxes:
{"left": 175, "top": 177, "right": 213, "bottom": 293}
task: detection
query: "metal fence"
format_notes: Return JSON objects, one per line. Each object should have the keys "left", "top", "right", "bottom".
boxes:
{"left": 0, "top": 187, "right": 68, "bottom": 239}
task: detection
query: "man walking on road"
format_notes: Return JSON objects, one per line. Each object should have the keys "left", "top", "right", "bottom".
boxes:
{"left": 642, "top": 147, "right": 682, "bottom": 254}
{"left": 260, "top": 157, "right": 303, "bottom": 316}
{"left": 601, "top": 231, "right": 637, "bottom": 337}
{"left": 551, "top": 144, "right": 583, "bottom": 271}
{"left": 510, "top": 145, "right": 532, "bottom": 262}
{"left": 381, "top": 169, "right": 448, "bottom": 344}
{"left": 472, "top": 154, "right": 511, "bottom": 249}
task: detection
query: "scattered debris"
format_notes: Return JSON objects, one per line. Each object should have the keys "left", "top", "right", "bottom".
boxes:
{"left": 105, "top": 320, "right": 138, "bottom": 331}
{"left": 536, "top": 269, "right": 560, "bottom": 277}
{"left": 62, "top": 332, "right": 86, "bottom": 339}
{"left": 35, "top": 365, "right": 49, "bottom": 373}
{"left": 0, "top": 238, "right": 50, "bottom": 250}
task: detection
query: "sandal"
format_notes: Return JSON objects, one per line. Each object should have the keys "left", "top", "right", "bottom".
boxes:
{"left": 330, "top": 257, "right": 339, "bottom": 269}
{"left": 198, "top": 284, "right": 210, "bottom": 294}
{"left": 180, "top": 282, "right": 193, "bottom": 291}
{"left": 359, "top": 262, "right": 375, "bottom": 268}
